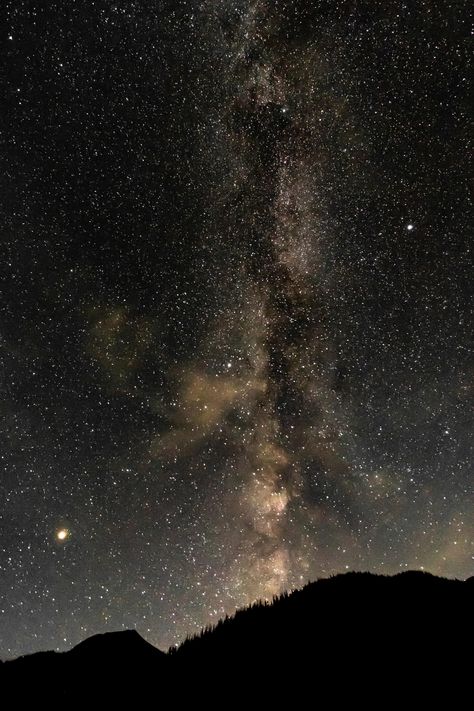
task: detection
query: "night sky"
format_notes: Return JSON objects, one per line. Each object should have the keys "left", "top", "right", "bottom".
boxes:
{"left": 1, "top": 0, "right": 472, "bottom": 658}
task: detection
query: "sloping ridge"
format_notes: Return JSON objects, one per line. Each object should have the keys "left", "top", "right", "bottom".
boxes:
{"left": 172, "top": 570, "right": 472, "bottom": 665}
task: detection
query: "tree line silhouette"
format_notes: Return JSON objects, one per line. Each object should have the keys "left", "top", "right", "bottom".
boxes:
{"left": 1, "top": 571, "right": 472, "bottom": 704}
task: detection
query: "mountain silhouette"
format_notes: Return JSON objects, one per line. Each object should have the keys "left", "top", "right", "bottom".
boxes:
{"left": 68, "top": 628, "right": 165, "bottom": 662}
{"left": 1, "top": 571, "right": 472, "bottom": 703}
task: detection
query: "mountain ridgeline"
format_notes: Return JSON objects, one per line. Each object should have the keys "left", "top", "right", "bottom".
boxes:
{"left": 2, "top": 571, "right": 472, "bottom": 702}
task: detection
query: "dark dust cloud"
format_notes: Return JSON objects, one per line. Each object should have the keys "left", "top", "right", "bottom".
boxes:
{"left": 0, "top": 1, "right": 472, "bottom": 657}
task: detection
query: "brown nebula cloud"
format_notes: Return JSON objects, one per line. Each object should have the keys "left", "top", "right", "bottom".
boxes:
{"left": 141, "top": 1, "right": 365, "bottom": 601}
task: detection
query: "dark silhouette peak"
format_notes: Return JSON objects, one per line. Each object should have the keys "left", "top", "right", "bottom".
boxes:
{"left": 70, "top": 629, "right": 161, "bottom": 657}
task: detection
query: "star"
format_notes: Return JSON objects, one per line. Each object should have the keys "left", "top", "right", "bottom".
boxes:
{"left": 56, "top": 528, "right": 69, "bottom": 542}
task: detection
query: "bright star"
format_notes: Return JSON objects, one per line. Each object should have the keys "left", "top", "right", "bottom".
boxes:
{"left": 407, "top": 223, "right": 414, "bottom": 231}
{"left": 56, "top": 528, "right": 69, "bottom": 541}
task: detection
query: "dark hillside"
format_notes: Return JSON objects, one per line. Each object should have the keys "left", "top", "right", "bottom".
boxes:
{"left": 2, "top": 572, "right": 472, "bottom": 703}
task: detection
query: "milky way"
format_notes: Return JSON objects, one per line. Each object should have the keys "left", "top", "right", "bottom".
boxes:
{"left": 0, "top": 1, "right": 472, "bottom": 657}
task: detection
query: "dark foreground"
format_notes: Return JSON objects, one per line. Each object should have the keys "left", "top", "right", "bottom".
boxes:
{"left": 2, "top": 571, "right": 472, "bottom": 703}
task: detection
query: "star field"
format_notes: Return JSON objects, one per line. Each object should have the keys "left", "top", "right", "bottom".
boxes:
{"left": 0, "top": 0, "right": 472, "bottom": 658}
